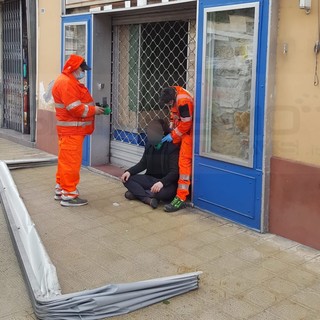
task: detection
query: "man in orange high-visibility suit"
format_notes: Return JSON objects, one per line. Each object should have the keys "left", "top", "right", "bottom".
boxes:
{"left": 159, "top": 86, "right": 194, "bottom": 212}
{"left": 52, "top": 54, "right": 104, "bottom": 207}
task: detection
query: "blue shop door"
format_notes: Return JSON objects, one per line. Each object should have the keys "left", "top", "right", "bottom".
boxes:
{"left": 193, "top": 0, "right": 269, "bottom": 230}
{"left": 62, "top": 14, "right": 92, "bottom": 166}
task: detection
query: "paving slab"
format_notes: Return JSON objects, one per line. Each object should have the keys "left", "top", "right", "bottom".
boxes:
{"left": 1, "top": 137, "right": 320, "bottom": 320}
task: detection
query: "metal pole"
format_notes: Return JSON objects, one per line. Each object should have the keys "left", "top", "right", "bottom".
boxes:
{"left": 0, "top": 2, "right": 3, "bottom": 127}
{"left": 25, "top": 0, "right": 36, "bottom": 142}
{"left": 61, "top": 0, "right": 66, "bottom": 15}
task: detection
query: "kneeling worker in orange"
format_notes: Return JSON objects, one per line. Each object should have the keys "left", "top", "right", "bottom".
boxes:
{"left": 52, "top": 54, "right": 104, "bottom": 207}
{"left": 159, "top": 86, "right": 194, "bottom": 212}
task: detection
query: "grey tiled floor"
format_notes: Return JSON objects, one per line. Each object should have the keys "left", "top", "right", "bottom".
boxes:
{"left": 1, "top": 137, "right": 320, "bottom": 320}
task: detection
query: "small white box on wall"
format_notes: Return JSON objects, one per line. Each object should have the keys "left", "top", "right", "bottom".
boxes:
{"left": 137, "top": 0, "right": 147, "bottom": 6}
{"left": 299, "top": 0, "right": 311, "bottom": 10}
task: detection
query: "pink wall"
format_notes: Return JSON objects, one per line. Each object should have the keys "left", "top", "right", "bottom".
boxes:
{"left": 269, "top": 157, "right": 320, "bottom": 250}
{"left": 36, "top": 109, "right": 58, "bottom": 156}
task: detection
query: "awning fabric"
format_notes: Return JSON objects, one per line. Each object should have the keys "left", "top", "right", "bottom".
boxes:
{"left": 0, "top": 159, "right": 201, "bottom": 319}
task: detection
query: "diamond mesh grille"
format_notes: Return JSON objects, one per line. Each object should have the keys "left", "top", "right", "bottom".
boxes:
{"left": 111, "top": 20, "right": 196, "bottom": 146}
{"left": 2, "top": 0, "right": 23, "bottom": 132}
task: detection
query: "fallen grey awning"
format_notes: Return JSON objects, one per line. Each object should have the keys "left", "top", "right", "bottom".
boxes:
{"left": 4, "top": 157, "right": 58, "bottom": 169}
{"left": 0, "top": 159, "right": 201, "bottom": 319}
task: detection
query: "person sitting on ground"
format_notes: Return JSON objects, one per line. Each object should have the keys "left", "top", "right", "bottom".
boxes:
{"left": 121, "top": 119, "right": 180, "bottom": 209}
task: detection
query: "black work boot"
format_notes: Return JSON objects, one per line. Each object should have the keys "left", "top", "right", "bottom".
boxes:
{"left": 142, "top": 197, "right": 159, "bottom": 209}
{"left": 164, "top": 196, "right": 186, "bottom": 212}
{"left": 125, "top": 191, "right": 136, "bottom": 200}
{"left": 60, "top": 197, "right": 88, "bottom": 207}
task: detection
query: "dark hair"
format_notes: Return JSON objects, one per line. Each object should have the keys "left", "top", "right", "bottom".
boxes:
{"left": 147, "top": 118, "right": 170, "bottom": 135}
{"left": 159, "top": 87, "right": 176, "bottom": 107}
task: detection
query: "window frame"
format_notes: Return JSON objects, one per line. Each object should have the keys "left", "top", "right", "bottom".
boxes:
{"left": 200, "top": 2, "right": 260, "bottom": 168}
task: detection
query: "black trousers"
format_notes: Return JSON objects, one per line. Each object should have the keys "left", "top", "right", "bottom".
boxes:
{"left": 123, "top": 174, "right": 177, "bottom": 202}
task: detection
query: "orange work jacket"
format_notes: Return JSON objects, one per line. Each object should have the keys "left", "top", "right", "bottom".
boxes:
{"left": 169, "top": 86, "right": 194, "bottom": 144}
{"left": 52, "top": 55, "right": 96, "bottom": 136}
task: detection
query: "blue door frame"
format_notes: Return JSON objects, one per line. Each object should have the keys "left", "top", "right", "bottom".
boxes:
{"left": 194, "top": 0, "right": 269, "bottom": 230}
{"left": 61, "top": 14, "right": 92, "bottom": 166}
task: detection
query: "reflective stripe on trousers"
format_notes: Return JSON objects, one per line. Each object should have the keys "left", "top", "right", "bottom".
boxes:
{"left": 61, "top": 189, "right": 79, "bottom": 200}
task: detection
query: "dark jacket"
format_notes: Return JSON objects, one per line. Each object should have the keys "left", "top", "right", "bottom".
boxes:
{"left": 127, "top": 142, "right": 179, "bottom": 187}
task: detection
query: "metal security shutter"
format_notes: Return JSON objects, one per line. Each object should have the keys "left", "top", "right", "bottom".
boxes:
{"left": 109, "top": 1, "right": 196, "bottom": 168}
{"left": 111, "top": 1, "right": 196, "bottom": 25}
{"left": 0, "top": 4, "right": 3, "bottom": 127}
{"left": 2, "top": 0, "right": 23, "bottom": 132}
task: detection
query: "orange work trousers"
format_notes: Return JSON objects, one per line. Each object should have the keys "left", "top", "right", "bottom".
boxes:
{"left": 176, "top": 134, "right": 193, "bottom": 201}
{"left": 56, "top": 135, "right": 84, "bottom": 194}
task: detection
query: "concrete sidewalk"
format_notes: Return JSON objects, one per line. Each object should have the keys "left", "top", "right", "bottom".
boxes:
{"left": 1, "top": 137, "right": 320, "bottom": 320}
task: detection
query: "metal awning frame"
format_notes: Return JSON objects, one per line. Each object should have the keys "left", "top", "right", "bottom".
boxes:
{"left": 0, "top": 159, "right": 201, "bottom": 319}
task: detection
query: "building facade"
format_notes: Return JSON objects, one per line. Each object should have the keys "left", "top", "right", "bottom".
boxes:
{"left": 20, "top": 0, "right": 320, "bottom": 249}
{"left": 0, "top": 0, "right": 36, "bottom": 143}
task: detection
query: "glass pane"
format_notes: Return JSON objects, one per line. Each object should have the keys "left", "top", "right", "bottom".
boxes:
{"left": 64, "top": 24, "right": 86, "bottom": 62}
{"left": 64, "top": 23, "right": 87, "bottom": 84}
{"left": 201, "top": 6, "right": 257, "bottom": 167}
